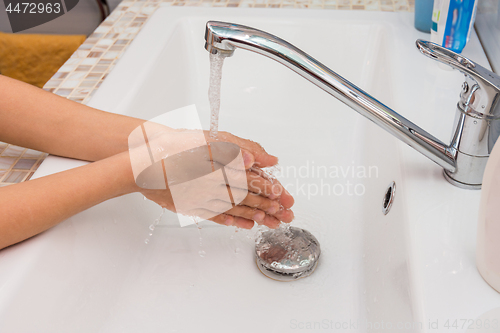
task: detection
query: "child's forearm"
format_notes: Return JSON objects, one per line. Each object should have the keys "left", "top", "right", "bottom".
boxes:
{"left": 0, "top": 75, "right": 144, "bottom": 161}
{"left": 0, "top": 152, "right": 137, "bottom": 250}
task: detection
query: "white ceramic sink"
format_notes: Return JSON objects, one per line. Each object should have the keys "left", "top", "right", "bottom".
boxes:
{"left": 1, "top": 7, "right": 499, "bottom": 332}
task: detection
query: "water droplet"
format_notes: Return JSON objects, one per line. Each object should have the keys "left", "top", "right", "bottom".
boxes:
{"left": 199, "top": 250, "right": 206, "bottom": 257}
{"left": 149, "top": 233, "right": 153, "bottom": 237}
{"left": 235, "top": 247, "right": 242, "bottom": 254}
{"left": 149, "top": 224, "right": 155, "bottom": 231}
{"left": 144, "top": 239, "right": 149, "bottom": 244}
{"left": 143, "top": 196, "right": 147, "bottom": 201}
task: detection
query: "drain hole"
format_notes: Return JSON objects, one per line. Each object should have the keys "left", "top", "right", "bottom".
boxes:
{"left": 382, "top": 181, "right": 396, "bottom": 215}
{"left": 383, "top": 189, "right": 391, "bottom": 208}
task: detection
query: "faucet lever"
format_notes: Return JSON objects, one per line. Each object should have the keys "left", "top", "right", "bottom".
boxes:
{"left": 416, "top": 39, "right": 500, "bottom": 94}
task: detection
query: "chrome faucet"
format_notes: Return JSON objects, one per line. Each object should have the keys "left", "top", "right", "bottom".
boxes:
{"left": 204, "top": 21, "right": 500, "bottom": 189}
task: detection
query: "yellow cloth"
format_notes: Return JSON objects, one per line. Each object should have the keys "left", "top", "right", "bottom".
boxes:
{"left": 0, "top": 32, "right": 85, "bottom": 88}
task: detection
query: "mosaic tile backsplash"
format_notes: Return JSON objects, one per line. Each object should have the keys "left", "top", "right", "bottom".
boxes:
{"left": 0, "top": 0, "right": 414, "bottom": 186}
{"left": 0, "top": 143, "right": 47, "bottom": 187}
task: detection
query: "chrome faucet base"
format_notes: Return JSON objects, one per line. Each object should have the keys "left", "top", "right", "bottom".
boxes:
{"left": 204, "top": 22, "right": 500, "bottom": 189}
{"left": 443, "top": 170, "right": 482, "bottom": 190}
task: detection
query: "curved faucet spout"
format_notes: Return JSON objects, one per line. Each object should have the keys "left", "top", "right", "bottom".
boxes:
{"left": 205, "top": 21, "right": 458, "bottom": 174}
{"left": 205, "top": 21, "right": 457, "bottom": 173}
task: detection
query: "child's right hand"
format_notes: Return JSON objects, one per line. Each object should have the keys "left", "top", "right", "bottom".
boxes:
{"left": 128, "top": 125, "right": 294, "bottom": 229}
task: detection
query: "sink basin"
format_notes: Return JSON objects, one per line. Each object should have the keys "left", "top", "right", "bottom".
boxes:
{"left": 1, "top": 7, "right": 499, "bottom": 332}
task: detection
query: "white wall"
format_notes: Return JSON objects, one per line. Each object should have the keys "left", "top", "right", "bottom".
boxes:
{"left": 476, "top": 0, "right": 500, "bottom": 73}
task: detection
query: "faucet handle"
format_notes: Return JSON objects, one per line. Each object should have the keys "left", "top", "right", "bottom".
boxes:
{"left": 416, "top": 39, "right": 500, "bottom": 94}
{"left": 417, "top": 39, "right": 500, "bottom": 127}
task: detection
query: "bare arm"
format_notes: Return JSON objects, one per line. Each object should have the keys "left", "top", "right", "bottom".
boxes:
{"left": 0, "top": 75, "right": 144, "bottom": 161}
{"left": 0, "top": 152, "right": 136, "bottom": 249}
{"left": 0, "top": 76, "right": 294, "bottom": 250}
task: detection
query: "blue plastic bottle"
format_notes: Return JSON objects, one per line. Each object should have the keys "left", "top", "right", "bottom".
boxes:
{"left": 415, "top": 0, "right": 435, "bottom": 33}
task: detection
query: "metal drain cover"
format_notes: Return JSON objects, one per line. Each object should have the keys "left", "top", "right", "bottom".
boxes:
{"left": 255, "top": 226, "right": 321, "bottom": 281}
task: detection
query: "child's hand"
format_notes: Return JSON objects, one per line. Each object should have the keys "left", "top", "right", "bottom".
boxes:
{"left": 129, "top": 126, "right": 294, "bottom": 229}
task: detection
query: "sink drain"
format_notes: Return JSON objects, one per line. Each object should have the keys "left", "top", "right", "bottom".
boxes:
{"left": 382, "top": 181, "right": 396, "bottom": 215}
{"left": 255, "top": 226, "right": 321, "bottom": 281}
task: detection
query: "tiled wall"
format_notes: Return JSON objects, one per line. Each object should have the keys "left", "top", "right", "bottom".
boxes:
{"left": 0, "top": 143, "right": 47, "bottom": 187}
{"left": 0, "top": 0, "right": 414, "bottom": 187}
